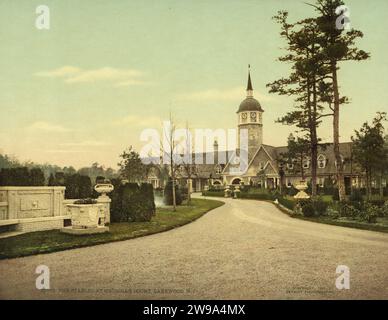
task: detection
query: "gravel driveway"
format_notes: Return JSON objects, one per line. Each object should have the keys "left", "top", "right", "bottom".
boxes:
{"left": 0, "top": 196, "right": 387, "bottom": 299}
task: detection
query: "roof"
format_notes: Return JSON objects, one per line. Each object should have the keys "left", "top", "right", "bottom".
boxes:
{"left": 247, "top": 71, "right": 253, "bottom": 91}
{"left": 237, "top": 97, "right": 263, "bottom": 113}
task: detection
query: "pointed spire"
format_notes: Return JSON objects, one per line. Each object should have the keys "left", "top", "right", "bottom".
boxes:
{"left": 246, "top": 64, "right": 253, "bottom": 97}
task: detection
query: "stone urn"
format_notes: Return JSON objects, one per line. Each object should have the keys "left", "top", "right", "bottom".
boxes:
{"left": 224, "top": 186, "right": 231, "bottom": 198}
{"left": 233, "top": 186, "right": 241, "bottom": 199}
{"left": 67, "top": 203, "right": 102, "bottom": 229}
{"left": 294, "top": 180, "right": 310, "bottom": 199}
{"left": 94, "top": 183, "right": 114, "bottom": 198}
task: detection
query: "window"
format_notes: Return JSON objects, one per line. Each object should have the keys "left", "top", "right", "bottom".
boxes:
{"left": 318, "top": 177, "right": 324, "bottom": 187}
{"left": 215, "top": 165, "right": 222, "bottom": 174}
{"left": 303, "top": 160, "right": 310, "bottom": 169}
{"left": 317, "top": 154, "right": 326, "bottom": 169}
{"left": 259, "top": 162, "right": 264, "bottom": 170}
{"left": 241, "top": 113, "right": 247, "bottom": 123}
{"left": 287, "top": 162, "right": 294, "bottom": 170}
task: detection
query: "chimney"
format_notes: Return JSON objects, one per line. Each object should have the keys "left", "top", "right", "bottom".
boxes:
{"left": 213, "top": 140, "right": 219, "bottom": 164}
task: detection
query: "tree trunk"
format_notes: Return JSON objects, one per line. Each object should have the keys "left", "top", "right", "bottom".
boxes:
{"left": 331, "top": 62, "right": 346, "bottom": 201}
{"left": 311, "top": 76, "right": 318, "bottom": 197}
{"left": 187, "top": 177, "right": 192, "bottom": 206}
{"left": 170, "top": 154, "right": 176, "bottom": 211}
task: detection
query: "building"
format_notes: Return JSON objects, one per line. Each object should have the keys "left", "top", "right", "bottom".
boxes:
{"left": 147, "top": 69, "right": 365, "bottom": 192}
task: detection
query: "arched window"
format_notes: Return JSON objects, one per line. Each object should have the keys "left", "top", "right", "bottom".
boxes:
{"left": 318, "top": 154, "right": 326, "bottom": 168}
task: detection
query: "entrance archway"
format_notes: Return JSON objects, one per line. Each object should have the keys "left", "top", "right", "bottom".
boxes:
{"left": 231, "top": 178, "right": 242, "bottom": 185}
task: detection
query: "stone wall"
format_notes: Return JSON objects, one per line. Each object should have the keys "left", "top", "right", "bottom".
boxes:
{"left": 0, "top": 186, "right": 111, "bottom": 234}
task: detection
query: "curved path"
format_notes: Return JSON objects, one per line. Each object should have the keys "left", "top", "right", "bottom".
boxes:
{"left": 0, "top": 196, "right": 387, "bottom": 299}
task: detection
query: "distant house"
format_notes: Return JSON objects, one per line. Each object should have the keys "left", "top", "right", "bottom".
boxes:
{"left": 147, "top": 70, "right": 366, "bottom": 192}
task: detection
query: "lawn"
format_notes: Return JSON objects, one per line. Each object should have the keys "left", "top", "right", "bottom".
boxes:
{"left": 0, "top": 198, "right": 224, "bottom": 260}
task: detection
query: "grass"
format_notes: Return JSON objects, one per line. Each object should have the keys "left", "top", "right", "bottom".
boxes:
{"left": 0, "top": 198, "right": 224, "bottom": 260}
{"left": 287, "top": 215, "right": 388, "bottom": 233}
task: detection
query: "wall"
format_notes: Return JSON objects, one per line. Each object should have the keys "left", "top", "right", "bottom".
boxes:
{"left": 0, "top": 186, "right": 111, "bottom": 234}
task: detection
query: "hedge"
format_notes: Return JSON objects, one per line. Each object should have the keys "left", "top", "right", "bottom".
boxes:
{"left": 0, "top": 167, "right": 45, "bottom": 186}
{"left": 111, "top": 182, "right": 155, "bottom": 222}
{"left": 164, "top": 179, "right": 183, "bottom": 206}
{"left": 64, "top": 174, "right": 92, "bottom": 199}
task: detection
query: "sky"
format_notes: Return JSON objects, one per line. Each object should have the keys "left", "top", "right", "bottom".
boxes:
{"left": 0, "top": 0, "right": 387, "bottom": 169}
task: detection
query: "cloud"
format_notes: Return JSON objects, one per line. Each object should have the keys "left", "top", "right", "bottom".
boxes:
{"left": 176, "top": 86, "right": 273, "bottom": 103}
{"left": 35, "top": 66, "right": 149, "bottom": 87}
{"left": 35, "top": 66, "right": 81, "bottom": 78}
{"left": 27, "top": 121, "right": 70, "bottom": 132}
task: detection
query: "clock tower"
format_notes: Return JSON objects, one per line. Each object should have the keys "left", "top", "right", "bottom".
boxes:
{"left": 237, "top": 67, "right": 264, "bottom": 160}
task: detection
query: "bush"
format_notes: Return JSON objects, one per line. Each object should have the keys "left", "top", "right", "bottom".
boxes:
{"left": 349, "top": 189, "right": 363, "bottom": 202}
{"left": 285, "top": 186, "right": 298, "bottom": 197}
{"left": 180, "top": 186, "right": 189, "bottom": 201}
{"left": 239, "top": 193, "right": 275, "bottom": 201}
{"left": 74, "top": 198, "right": 97, "bottom": 205}
{"left": 111, "top": 182, "right": 156, "bottom": 222}
{"left": 339, "top": 202, "right": 360, "bottom": 218}
{"left": 382, "top": 201, "right": 388, "bottom": 217}
{"left": 202, "top": 190, "right": 224, "bottom": 197}
{"left": 313, "top": 199, "right": 329, "bottom": 216}
{"left": 278, "top": 197, "right": 295, "bottom": 210}
{"left": 64, "top": 174, "right": 92, "bottom": 199}
{"left": 302, "top": 203, "right": 315, "bottom": 217}
{"left": 0, "top": 167, "right": 45, "bottom": 186}
{"left": 163, "top": 179, "right": 182, "bottom": 206}
{"left": 361, "top": 203, "right": 379, "bottom": 223}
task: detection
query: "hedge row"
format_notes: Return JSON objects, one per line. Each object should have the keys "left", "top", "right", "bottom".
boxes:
{"left": 111, "top": 182, "right": 155, "bottom": 222}
{"left": 0, "top": 167, "right": 45, "bottom": 186}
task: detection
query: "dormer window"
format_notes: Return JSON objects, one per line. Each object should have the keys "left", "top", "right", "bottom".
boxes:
{"left": 303, "top": 159, "right": 310, "bottom": 169}
{"left": 318, "top": 154, "right": 326, "bottom": 169}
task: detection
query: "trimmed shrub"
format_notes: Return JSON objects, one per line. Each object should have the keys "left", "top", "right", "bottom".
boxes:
{"left": 0, "top": 167, "right": 42, "bottom": 186}
{"left": 139, "top": 183, "right": 156, "bottom": 221}
{"left": 302, "top": 203, "right": 315, "bottom": 217}
{"left": 29, "top": 168, "right": 45, "bottom": 186}
{"left": 286, "top": 186, "right": 298, "bottom": 197}
{"left": 202, "top": 190, "right": 224, "bottom": 197}
{"left": 313, "top": 199, "right": 329, "bottom": 216}
{"left": 64, "top": 174, "right": 92, "bottom": 199}
{"left": 180, "top": 186, "right": 189, "bottom": 201}
{"left": 164, "top": 179, "right": 182, "bottom": 206}
{"left": 278, "top": 197, "right": 295, "bottom": 210}
{"left": 111, "top": 182, "right": 156, "bottom": 222}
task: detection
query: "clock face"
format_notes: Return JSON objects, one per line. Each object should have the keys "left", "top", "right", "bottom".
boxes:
{"left": 241, "top": 113, "right": 247, "bottom": 120}
{"left": 250, "top": 112, "right": 257, "bottom": 121}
